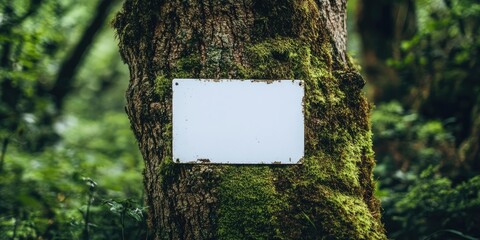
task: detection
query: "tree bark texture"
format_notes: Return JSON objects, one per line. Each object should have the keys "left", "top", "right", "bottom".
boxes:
{"left": 113, "top": 0, "right": 385, "bottom": 239}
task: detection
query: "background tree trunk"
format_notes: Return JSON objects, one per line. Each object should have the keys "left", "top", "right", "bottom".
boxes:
{"left": 113, "top": 0, "right": 385, "bottom": 239}
{"left": 356, "top": 0, "right": 416, "bottom": 102}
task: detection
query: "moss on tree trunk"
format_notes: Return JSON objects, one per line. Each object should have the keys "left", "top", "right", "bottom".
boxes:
{"left": 113, "top": 0, "right": 386, "bottom": 239}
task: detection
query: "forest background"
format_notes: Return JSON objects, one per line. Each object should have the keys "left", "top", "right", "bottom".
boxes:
{"left": 0, "top": 0, "right": 479, "bottom": 239}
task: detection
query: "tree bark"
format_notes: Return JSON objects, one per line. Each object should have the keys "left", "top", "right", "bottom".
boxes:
{"left": 113, "top": 0, "right": 385, "bottom": 239}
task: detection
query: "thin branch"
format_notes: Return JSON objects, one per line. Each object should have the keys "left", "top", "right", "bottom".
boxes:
{"left": 50, "top": 0, "right": 118, "bottom": 111}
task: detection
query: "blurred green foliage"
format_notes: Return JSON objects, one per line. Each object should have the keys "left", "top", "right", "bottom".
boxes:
{"left": 0, "top": 111, "right": 147, "bottom": 240}
{"left": 0, "top": 0, "right": 146, "bottom": 239}
{"left": 389, "top": 0, "right": 480, "bottom": 146}
{"left": 372, "top": 102, "right": 480, "bottom": 239}
{"left": 370, "top": 0, "right": 480, "bottom": 239}
{"left": 0, "top": 0, "right": 67, "bottom": 150}
{"left": 393, "top": 169, "right": 480, "bottom": 240}
{"left": 372, "top": 102, "right": 456, "bottom": 183}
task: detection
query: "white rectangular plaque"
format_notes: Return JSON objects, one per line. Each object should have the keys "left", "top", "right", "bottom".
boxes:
{"left": 172, "top": 79, "right": 304, "bottom": 164}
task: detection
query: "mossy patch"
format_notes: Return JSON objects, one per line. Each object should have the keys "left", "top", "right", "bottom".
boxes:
{"left": 217, "top": 166, "right": 284, "bottom": 240}
{"left": 245, "top": 37, "right": 318, "bottom": 80}
{"left": 171, "top": 53, "right": 202, "bottom": 78}
{"left": 300, "top": 184, "right": 384, "bottom": 239}
{"left": 154, "top": 74, "right": 171, "bottom": 98}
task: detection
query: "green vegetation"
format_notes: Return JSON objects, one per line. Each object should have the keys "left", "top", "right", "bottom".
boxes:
{"left": 0, "top": 0, "right": 146, "bottom": 239}
{"left": 1, "top": 0, "right": 479, "bottom": 239}
{"left": 218, "top": 167, "right": 281, "bottom": 240}
{"left": 368, "top": 0, "right": 480, "bottom": 239}
{"left": 372, "top": 102, "right": 480, "bottom": 239}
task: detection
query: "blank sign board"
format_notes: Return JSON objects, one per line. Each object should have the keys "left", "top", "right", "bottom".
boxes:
{"left": 172, "top": 79, "right": 304, "bottom": 164}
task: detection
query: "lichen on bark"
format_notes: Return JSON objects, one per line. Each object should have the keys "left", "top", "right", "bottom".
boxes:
{"left": 113, "top": 0, "right": 386, "bottom": 239}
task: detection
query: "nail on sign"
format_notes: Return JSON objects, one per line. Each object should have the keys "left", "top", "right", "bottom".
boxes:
{"left": 172, "top": 79, "right": 304, "bottom": 164}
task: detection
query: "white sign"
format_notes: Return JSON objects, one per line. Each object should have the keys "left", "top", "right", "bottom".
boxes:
{"left": 172, "top": 79, "right": 304, "bottom": 164}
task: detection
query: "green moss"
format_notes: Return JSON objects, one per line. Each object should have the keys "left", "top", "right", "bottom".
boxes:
{"left": 245, "top": 37, "right": 313, "bottom": 79}
{"left": 157, "top": 122, "right": 175, "bottom": 187}
{"left": 312, "top": 185, "right": 384, "bottom": 239}
{"left": 154, "top": 74, "right": 171, "bottom": 98}
{"left": 234, "top": 36, "right": 383, "bottom": 238}
{"left": 301, "top": 128, "right": 373, "bottom": 192}
{"left": 168, "top": 45, "right": 248, "bottom": 79}
{"left": 171, "top": 54, "right": 201, "bottom": 78}
{"left": 157, "top": 156, "right": 174, "bottom": 185}
{"left": 112, "top": 1, "right": 159, "bottom": 63}
{"left": 217, "top": 166, "right": 284, "bottom": 240}
{"left": 161, "top": 122, "right": 172, "bottom": 155}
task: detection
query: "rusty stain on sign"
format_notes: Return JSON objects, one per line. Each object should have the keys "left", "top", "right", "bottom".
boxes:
{"left": 172, "top": 79, "right": 304, "bottom": 164}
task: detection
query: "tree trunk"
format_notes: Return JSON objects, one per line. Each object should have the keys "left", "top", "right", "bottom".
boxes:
{"left": 356, "top": 0, "right": 416, "bottom": 102}
{"left": 113, "top": 0, "right": 385, "bottom": 239}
